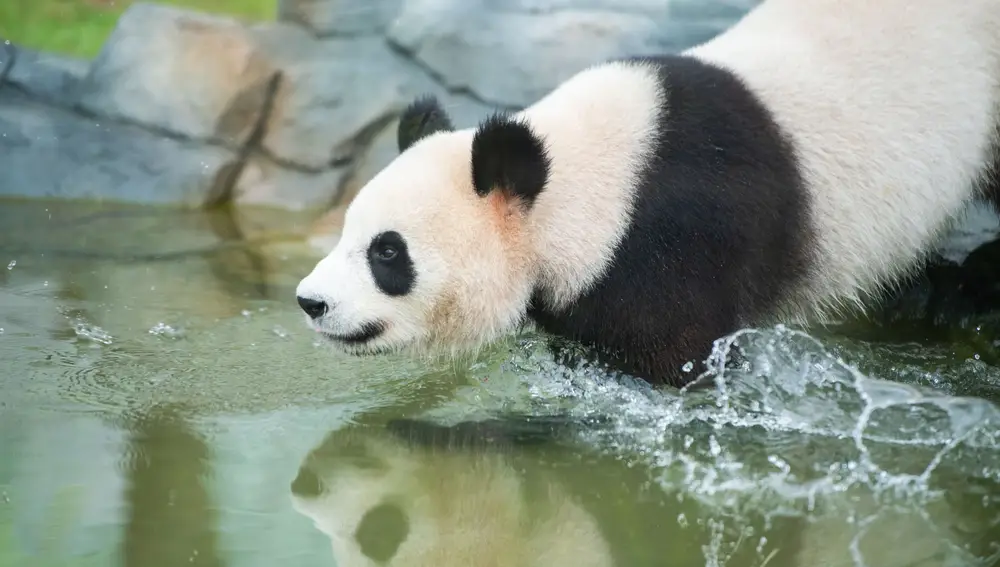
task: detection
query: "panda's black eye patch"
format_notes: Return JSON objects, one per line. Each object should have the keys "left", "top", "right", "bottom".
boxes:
{"left": 355, "top": 502, "right": 409, "bottom": 563}
{"left": 368, "top": 231, "right": 415, "bottom": 297}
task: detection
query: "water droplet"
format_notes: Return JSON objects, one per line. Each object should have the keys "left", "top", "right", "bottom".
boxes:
{"left": 3, "top": 40, "right": 9, "bottom": 45}
{"left": 974, "top": 353, "right": 981, "bottom": 360}
{"left": 681, "top": 360, "right": 694, "bottom": 372}
{"left": 0, "top": 327, "right": 4, "bottom": 335}
{"left": 272, "top": 325, "right": 289, "bottom": 339}
{"left": 708, "top": 435, "right": 722, "bottom": 457}
{"left": 72, "top": 321, "right": 112, "bottom": 345}
{"left": 756, "top": 536, "right": 768, "bottom": 554}
{"left": 43, "top": 281, "right": 48, "bottom": 287}
{"left": 241, "top": 309, "right": 252, "bottom": 318}
{"left": 6, "top": 260, "right": 14, "bottom": 270}
{"left": 676, "top": 513, "right": 688, "bottom": 528}
{"left": 149, "top": 322, "right": 183, "bottom": 338}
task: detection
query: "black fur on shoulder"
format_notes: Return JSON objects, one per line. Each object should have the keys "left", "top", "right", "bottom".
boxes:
{"left": 397, "top": 95, "right": 455, "bottom": 153}
{"left": 528, "top": 55, "right": 817, "bottom": 387}
{"left": 471, "top": 112, "right": 551, "bottom": 209}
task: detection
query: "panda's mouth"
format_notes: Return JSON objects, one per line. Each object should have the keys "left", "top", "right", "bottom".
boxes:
{"left": 321, "top": 321, "right": 386, "bottom": 347}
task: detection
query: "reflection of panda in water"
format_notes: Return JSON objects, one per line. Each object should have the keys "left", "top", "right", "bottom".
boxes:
{"left": 288, "top": 419, "right": 974, "bottom": 567}
{"left": 287, "top": 418, "right": 772, "bottom": 567}
{"left": 289, "top": 419, "right": 617, "bottom": 567}
{"left": 295, "top": 0, "right": 1000, "bottom": 385}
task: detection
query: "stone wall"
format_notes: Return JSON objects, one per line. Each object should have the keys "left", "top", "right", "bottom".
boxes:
{"left": 0, "top": 0, "right": 756, "bottom": 217}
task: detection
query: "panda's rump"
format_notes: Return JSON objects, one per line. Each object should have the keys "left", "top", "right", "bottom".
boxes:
{"left": 686, "top": 0, "right": 1000, "bottom": 315}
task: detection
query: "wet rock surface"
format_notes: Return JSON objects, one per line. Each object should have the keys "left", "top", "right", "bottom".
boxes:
{"left": 0, "top": 89, "right": 238, "bottom": 207}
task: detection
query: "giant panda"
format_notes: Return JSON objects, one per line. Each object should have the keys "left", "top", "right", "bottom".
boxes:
{"left": 295, "top": 0, "right": 1000, "bottom": 386}
{"left": 288, "top": 418, "right": 978, "bottom": 567}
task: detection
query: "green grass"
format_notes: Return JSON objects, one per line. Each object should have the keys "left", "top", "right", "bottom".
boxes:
{"left": 0, "top": 0, "right": 276, "bottom": 59}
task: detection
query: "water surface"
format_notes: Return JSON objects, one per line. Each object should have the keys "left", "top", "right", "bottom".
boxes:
{"left": 1, "top": 199, "right": 998, "bottom": 567}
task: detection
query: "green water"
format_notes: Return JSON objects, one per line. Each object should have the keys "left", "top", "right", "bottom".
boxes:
{"left": 1, "top": 199, "right": 999, "bottom": 567}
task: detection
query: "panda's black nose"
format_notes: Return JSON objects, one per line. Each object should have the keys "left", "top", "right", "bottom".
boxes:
{"left": 297, "top": 296, "right": 328, "bottom": 319}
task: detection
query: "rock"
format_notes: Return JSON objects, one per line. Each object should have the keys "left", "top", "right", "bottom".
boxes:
{"left": 234, "top": 151, "right": 348, "bottom": 210}
{"left": 486, "top": 0, "right": 669, "bottom": 16}
{"left": 257, "top": 34, "right": 438, "bottom": 171}
{"left": 667, "top": 0, "right": 760, "bottom": 22}
{"left": 388, "top": 7, "right": 662, "bottom": 107}
{"left": 4, "top": 46, "right": 89, "bottom": 108}
{"left": 0, "top": 90, "right": 239, "bottom": 206}
{"left": 247, "top": 20, "right": 322, "bottom": 61}
{"left": 73, "top": 2, "right": 280, "bottom": 149}
{"left": 277, "top": 0, "right": 403, "bottom": 36}
{"left": 388, "top": 0, "right": 759, "bottom": 108}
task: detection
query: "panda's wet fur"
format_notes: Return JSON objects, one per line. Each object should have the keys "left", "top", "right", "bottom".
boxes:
{"left": 296, "top": 0, "right": 1000, "bottom": 386}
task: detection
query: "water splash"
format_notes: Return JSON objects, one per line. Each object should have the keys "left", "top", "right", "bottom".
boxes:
{"left": 148, "top": 322, "right": 184, "bottom": 339}
{"left": 71, "top": 320, "right": 112, "bottom": 345}
{"left": 6, "top": 260, "right": 14, "bottom": 270}
{"left": 432, "top": 325, "right": 1000, "bottom": 566}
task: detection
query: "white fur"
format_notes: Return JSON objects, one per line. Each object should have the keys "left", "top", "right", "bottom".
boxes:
{"left": 298, "top": 0, "right": 1000, "bottom": 357}
{"left": 686, "top": 0, "right": 1000, "bottom": 317}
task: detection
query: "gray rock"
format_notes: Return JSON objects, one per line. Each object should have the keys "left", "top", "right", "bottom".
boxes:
{"left": 335, "top": 117, "right": 397, "bottom": 204}
{"left": 248, "top": 20, "right": 322, "bottom": 61}
{"left": 388, "top": 5, "right": 666, "bottom": 107}
{"left": 485, "top": 0, "right": 670, "bottom": 16}
{"left": 388, "top": 0, "right": 758, "bottom": 108}
{"left": 73, "top": 2, "right": 280, "bottom": 149}
{"left": 257, "top": 34, "right": 438, "bottom": 171}
{"left": 667, "top": 0, "right": 760, "bottom": 21}
{"left": 0, "top": 90, "right": 239, "bottom": 206}
{"left": 5, "top": 47, "right": 89, "bottom": 108}
{"left": 278, "top": 0, "right": 403, "bottom": 36}
{"left": 233, "top": 151, "right": 348, "bottom": 210}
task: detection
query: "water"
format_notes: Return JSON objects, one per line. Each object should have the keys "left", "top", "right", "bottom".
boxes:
{"left": 1, "top": 199, "right": 998, "bottom": 567}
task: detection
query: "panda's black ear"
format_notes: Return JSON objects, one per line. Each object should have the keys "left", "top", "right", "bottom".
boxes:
{"left": 471, "top": 112, "right": 551, "bottom": 210}
{"left": 397, "top": 95, "right": 455, "bottom": 152}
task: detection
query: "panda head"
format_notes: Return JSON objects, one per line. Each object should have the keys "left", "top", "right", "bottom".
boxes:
{"left": 296, "top": 95, "right": 552, "bottom": 356}
{"left": 289, "top": 422, "right": 614, "bottom": 567}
